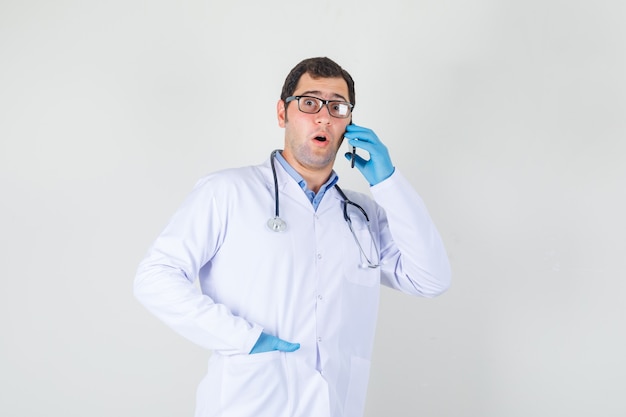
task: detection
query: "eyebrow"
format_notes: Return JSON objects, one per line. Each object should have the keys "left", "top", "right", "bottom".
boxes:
{"left": 298, "top": 90, "right": 349, "bottom": 102}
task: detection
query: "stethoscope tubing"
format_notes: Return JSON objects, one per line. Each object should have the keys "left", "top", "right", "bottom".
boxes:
{"left": 267, "top": 150, "right": 288, "bottom": 232}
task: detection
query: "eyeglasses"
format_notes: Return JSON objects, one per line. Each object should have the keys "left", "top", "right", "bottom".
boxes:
{"left": 285, "top": 95, "right": 354, "bottom": 119}
{"left": 334, "top": 185, "right": 380, "bottom": 268}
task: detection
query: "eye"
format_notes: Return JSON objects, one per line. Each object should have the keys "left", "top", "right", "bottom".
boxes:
{"left": 332, "top": 103, "right": 350, "bottom": 116}
{"left": 298, "top": 97, "right": 321, "bottom": 113}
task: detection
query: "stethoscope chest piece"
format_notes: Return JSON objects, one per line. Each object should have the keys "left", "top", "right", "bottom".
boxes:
{"left": 267, "top": 217, "right": 287, "bottom": 232}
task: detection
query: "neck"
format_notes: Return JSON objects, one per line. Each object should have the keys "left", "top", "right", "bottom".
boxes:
{"left": 279, "top": 151, "right": 335, "bottom": 194}
{"left": 299, "top": 169, "right": 332, "bottom": 194}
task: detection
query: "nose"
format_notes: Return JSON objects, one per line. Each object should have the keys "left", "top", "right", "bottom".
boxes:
{"left": 315, "top": 104, "right": 332, "bottom": 124}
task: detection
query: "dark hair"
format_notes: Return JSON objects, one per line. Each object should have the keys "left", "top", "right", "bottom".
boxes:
{"left": 280, "top": 57, "right": 356, "bottom": 107}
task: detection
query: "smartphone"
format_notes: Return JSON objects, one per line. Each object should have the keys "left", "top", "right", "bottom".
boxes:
{"left": 347, "top": 121, "right": 356, "bottom": 168}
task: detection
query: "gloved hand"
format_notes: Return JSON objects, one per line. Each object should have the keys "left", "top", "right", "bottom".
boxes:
{"left": 343, "top": 123, "right": 395, "bottom": 186}
{"left": 249, "top": 331, "right": 300, "bottom": 354}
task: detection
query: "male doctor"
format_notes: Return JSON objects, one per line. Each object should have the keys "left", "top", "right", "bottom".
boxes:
{"left": 134, "top": 57, "right": 451, "bottom": 417}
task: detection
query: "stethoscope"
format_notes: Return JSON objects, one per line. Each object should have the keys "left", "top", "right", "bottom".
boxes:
{"left": 267, "top": 149, "right": 380, "bottom": 268}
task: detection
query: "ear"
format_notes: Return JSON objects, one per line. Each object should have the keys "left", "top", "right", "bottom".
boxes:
{"left": 277, "top": 99, "right": 286, "bottom": 128}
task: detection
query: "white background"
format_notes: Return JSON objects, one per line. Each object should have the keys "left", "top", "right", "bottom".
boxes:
{"left": 1, "top": 1, "right": 625, "bottom": 416}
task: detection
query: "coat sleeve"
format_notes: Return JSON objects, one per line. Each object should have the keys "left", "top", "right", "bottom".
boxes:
{"left": 133, "top": 177, "right": 263, "bottom": 354}
{"left": 370, "top": 170, "right": 451, "bottom": 297}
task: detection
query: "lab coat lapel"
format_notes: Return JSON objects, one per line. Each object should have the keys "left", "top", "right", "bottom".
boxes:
{"left": 315, "top": 183, "right": 344, "bottom": 217}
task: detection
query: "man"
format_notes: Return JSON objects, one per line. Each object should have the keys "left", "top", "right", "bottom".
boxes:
{"left": 134, "top": 57, "right": 451, "bottom": 417}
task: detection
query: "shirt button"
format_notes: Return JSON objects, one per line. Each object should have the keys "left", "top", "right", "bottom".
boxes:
{"left": 318, "top": 337, "right": 322, "bottom": 342}
{"left": 318, "top": 294, "right": 324, "bottom": 300}
{"left": 317, "top": 253, "right": 322, "bottom": 260}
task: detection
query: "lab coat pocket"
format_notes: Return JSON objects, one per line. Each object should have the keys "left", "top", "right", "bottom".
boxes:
{"left": 220, "top": 351, "right": 290, "bottom": 416}
{"left": 342, "top": 207, "right": 380, "bottom": 287}
{"left": 344, "top": 226, "right": 379, "bottom": 287}
{"left": 345, "top": 264, "right": 378, "bottom": 287}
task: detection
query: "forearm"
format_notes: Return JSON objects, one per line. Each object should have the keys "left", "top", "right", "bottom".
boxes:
{"left": 371, "top": 170, "right": 451, "bottom": 297}
{"left": 134, "top": 257, "right": 263, "bottom": 354}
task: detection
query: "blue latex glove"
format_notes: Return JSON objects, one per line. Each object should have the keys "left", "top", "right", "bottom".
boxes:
{"left": 343, "top": 123, "right": 395, "bottom": 185}
{"left": 249, "top": 331, "right": 300, "bottom": 354}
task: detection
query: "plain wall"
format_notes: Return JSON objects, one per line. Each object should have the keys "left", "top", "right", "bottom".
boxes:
{"left": 1, "top": 1, "right": 625, "bottom": 416}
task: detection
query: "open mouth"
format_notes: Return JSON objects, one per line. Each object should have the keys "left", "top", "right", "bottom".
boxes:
{"left": 314, "top": 134, "right": 327, "bottom": 142}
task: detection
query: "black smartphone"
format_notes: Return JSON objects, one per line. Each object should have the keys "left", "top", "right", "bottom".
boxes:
{"left": 347, "top": 121, "right": 356, "bottom": 168}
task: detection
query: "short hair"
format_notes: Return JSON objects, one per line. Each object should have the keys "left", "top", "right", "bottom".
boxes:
{"left": 280, "top": 57, "right": 356, "bottom": 107}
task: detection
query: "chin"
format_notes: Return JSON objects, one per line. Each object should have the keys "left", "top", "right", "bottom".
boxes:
{"left": 302, "top": 152, "right": 336, "bottom": 169}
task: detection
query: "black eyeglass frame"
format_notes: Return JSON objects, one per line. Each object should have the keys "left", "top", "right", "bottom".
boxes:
{"left": 285, "top": 95, "right": 354, "bottom": 119}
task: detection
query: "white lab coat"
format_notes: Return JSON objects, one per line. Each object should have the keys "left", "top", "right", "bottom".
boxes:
{"left": 134, "top": 157, "right": 451, "bottom": 417}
